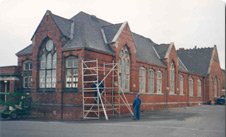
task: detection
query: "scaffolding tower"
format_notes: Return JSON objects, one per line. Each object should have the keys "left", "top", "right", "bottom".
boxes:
{"left": 82, "top": 59, "right": 134, "bottom": 120}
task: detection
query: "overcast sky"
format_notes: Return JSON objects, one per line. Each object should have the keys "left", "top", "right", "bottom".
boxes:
{"left": 0, "top": 0, "right": 225, "bottom": 68}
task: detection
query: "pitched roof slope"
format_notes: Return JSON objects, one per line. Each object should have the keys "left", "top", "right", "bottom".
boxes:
{"left": 63, "top": 12, "right": 114, "bottom": 54}
{"left": 132, "top": 33, "right": 165, "bottom": 66}
{"left": 51, "top": 13, "right": 73, "bottom": 38}
{"left": 154, "top": 44, "right": 170, "bottom": 59}
{"left": 18, "top": 11, "right": 165, "bottom": 67}
{"left": 102, "top": 23, "right": 122, "bottom": 43}
{"left": 177, "top": 47, "right": 214, "bottom": 76}
{"left": 16, "top": 44, "right": 32, "bottom": 56}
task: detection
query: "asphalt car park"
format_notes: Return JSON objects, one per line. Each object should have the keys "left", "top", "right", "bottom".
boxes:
{"left": 0, "top": 105, "right": 225, "bottom": 137}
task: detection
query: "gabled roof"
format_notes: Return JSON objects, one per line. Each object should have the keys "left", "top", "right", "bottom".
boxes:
{"left": 154, "top": 44, "right": 170, "bottom": 59}
{"left": 102, "top": 23, "right": 123, "bottom": 43}
{"left": 51, "top": 13, "right": 73, "bottom": 39}
{"left": 63, "top": 11, "right": 114, "bottom": 54}
{"left": 16, "top": 44, "right": 32, "bottom": 56}
{"left": 19, "top": 11, "right": 166, "bottom": 67}
{"left": 177, "top": 47, "right": 214, "bottom": 76}
{"left": 31, "top": 10, "right": 73, "bottom": 40}
{"left": 132, "top": 33, "right": 165, "bottom": 67}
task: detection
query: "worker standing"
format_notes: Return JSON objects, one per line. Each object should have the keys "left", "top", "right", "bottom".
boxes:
{"left": 133, "top": 93, "right": 141, "bottom": 120}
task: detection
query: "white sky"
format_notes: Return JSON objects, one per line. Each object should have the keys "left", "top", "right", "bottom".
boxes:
{"left": 0, "top": 0, "right": 225, "bottom": 68}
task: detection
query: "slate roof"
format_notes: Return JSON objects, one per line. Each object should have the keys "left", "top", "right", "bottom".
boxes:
{"left": 178, "top": 58, "right": 188, "bottom": 72}
{"left": 51, "top": 13, "right": 73, "bottom": 39}
{"left": 132, "top": 33, "right": 165, "bottom": 66}
{"left": 102, "top": 23, "right": 122, "bottom": 43}
{"left": 177, "top": 48, "right": 214, "bottom": 76}
{"left": 63, "top": 12, "right": 114, "bottom": 54}
{"left": 16, "top": 44, "right": 32, "bottom": 56}
{"left": 154, "top": 44, "right": 170, "bottom": 59}
{"left": 16, "top": 11, "right": 170, "bottom": 67}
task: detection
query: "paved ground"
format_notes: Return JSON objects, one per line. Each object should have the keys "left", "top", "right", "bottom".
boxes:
{"left": 0, "top": 105, "right": 225, "bottom": 137}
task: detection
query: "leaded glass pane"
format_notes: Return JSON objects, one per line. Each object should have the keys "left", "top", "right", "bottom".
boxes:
{"left": 148, "top": 70, "right": 154, "bottom": 94}
{"left": 52, "top": 53, "right": 56, "bottom": 69}
{"left": 156, "top": 71, "right": 162, "bottom": 93}
{"left": 39, "top": 70, "right": 45, "bottom": 88}
{"left": 52, "top": 70, "right": 56, "bottom": 88}
{"left": 40, "top": 54, "right": 46, "bottom": 69}
{"left": 118, "top": 46, "right": 130, "bottom": 92}
{"left": 189, "top": 77, "right": 193, "bottom": 96}
{"left": 46, "top": 53, "right": 52, "bottom": 69}
{"left": 46, "top": 70, "right": 51, "bottom": 88}
{"left": 179, "top": 75, "right": 184, "bottom": 95}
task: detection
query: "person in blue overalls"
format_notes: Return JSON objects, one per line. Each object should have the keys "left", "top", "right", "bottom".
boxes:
{"left": 92, "top": 80, "right": 104, "bottom": 104}
{"left": 133, "top": 93, "right": 141, "bottom": 120}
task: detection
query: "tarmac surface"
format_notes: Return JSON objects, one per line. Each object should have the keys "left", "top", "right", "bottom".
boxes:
{"left": 0, "top": 105, "right": 225, "bottom": 137}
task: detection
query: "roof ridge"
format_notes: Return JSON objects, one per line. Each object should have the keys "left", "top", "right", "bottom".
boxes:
{"left": 70, "top": 11, "right": 112, "bottom": 25}
{"left": 132, "top": 32, "right": 155, "bottom": 44}
{"left": 16, "top": 44, "right": 32, "bottom": 56}
{"left": 102, "top": 23, "right": 123, "bottom": 28}
{"left": 51, "top": 12, "right": 73, "bottom": 22}
{"left": 177, "top": 46, "right": 214, "bottom": 51}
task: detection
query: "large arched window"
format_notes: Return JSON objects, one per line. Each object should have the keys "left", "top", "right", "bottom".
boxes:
{"left": 148, "top": 69, "right": 154, "bottom": 94}
{"left": 65, "top": 56, "right": 79, "bottom": 88}
{"left": 39, "top": 39, "right": 56, "bottom": 88}
{"left": 214, "top": 77, "right": 218, "bottom": 97}
{"left": 170, "top": 63, "right": 175, "bottom": 94}
{"left": 197, "top": 79, "right": 201, "bottom": 97}
{"left": 189, "top": 76, "right": 193, "bottom": 96}
{"left": 156, "top": 71, "right": 162, "bottom": 94}
{"left": 179, "top": 74, "right": 184, "bottom": 95}
{"left": 139, "top": 67, "right": 146, "bottom": 93}
{"left": 118, "top": 46, "right": 130, "bottom": 92}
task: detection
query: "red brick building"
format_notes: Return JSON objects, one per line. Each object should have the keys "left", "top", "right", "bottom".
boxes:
{"left": 0, "top": 10, "right": 224, "bottom": 120}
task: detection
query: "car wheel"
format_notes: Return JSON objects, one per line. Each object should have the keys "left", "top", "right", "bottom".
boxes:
{"left": 10, "top": 112, "right": 18, "bottom": 120}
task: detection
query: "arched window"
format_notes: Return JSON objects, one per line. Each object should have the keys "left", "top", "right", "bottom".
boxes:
{"left": 179, "top": 74, "right": 184, "bottom": 95}
{"left": 156, "top": 71, "right": 162, "bottom": 94}
{"left": 197, "top": 79, "right": 201, "bottom": 97}
{"left": 189, "top": 76, "right": 193, "bottom": 96}
{"left": 170, "top": 63, "right": 175, "bottom": 94}
{"left": 139, "top": 67, "right": 146, "bottom": 93}
{"left": 23, "top": 60, "right": 32, "bottom": 88}
{"left": 216, "top": 78, "right": 220, "bottom": 96}
{"left": 65, "top": 56, "right": 79, "bottom": 88}
{"left": 118, "top": 46, "right": 130, "bottom": 92}
{"left": 214, "top": 77, "right": 218, "bottom": 97}
{"left": 148, "top": 69, "right": 154, "bottom": 94}
{"left": 39, "top": 39, "right": 56, "bottom": 88}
